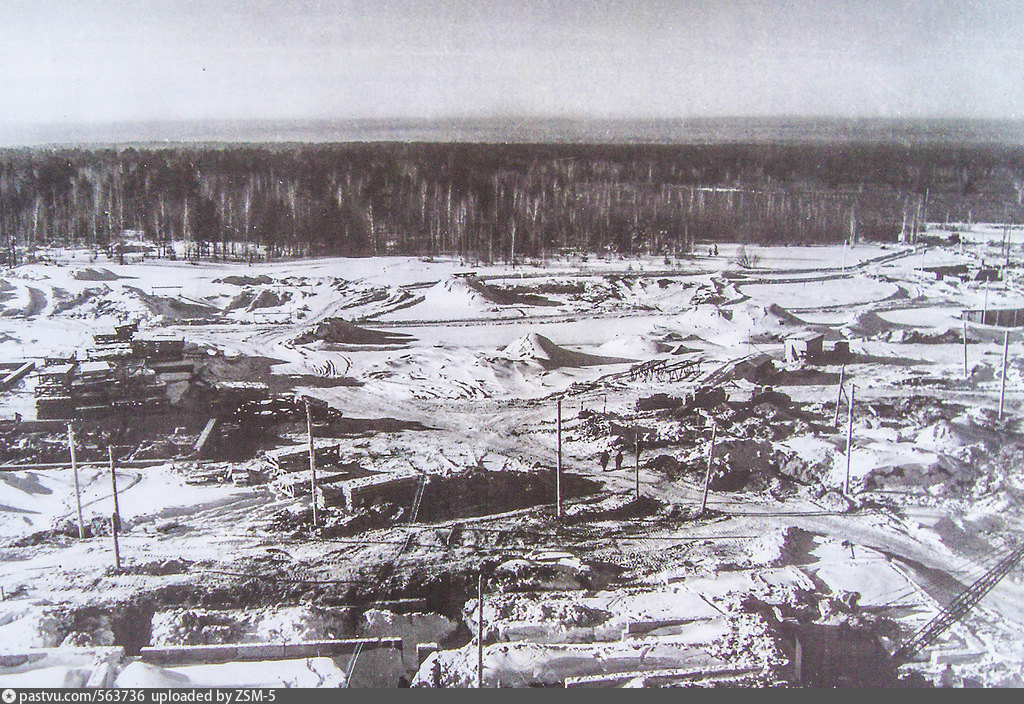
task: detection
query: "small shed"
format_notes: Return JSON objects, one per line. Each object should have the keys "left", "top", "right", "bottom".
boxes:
{"left": 921, "top": 264, "right": 969, "bottom": 280}
{"left": 78, "top": 361, "right": 114, "bottom": 378}
{"left": 114, "top": 322, "right": 139, "bottom": 341}
{"left": 785, "top": 331, "right": 825, "bottom": 364}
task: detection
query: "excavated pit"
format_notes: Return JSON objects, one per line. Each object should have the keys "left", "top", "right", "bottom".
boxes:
{"left": 322, "top": 469, "right": 603, "bottom": 523}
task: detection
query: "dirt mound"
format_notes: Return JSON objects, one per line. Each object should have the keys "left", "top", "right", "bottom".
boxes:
{"left": 224, "top": 288, "right": 292, "bottom": 312}
{"left": 53, "top": 285, "right": 218, "bottom": 323}
{"left": 502, "top": 333, "right": 631, "bottom": 370}
{"left": 293, "top": 318, "right": 412, "bottom": 346}
{"left": 70, "top": 267, "right": 120, "bottom": 281}
{"left": 124, "top": 286, "right": 220, "bottom": 320}
{"left": 463, "top": 277, "right": 557, "bottom": 306}
{"left": 216, "top": 274, "right": 272, "bottom": 286}
{"left": 476, "top": 281, "right": 560, "bottom": 306}
{"left": 885, "top": 328, "right": 962, "bottom": 344}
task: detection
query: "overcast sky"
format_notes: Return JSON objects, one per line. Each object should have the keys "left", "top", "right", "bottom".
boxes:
{"left": 1, "top": 0, "right": 1022, "bottom": 128}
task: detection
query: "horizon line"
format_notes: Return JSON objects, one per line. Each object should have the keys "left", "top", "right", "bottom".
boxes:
{"left": 2, "top": 114, "right": 1023, "bottom": 149}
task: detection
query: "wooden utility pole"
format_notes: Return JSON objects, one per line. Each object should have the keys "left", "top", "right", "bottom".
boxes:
{"left": 476, "top": 573, "right": 485, "bottom": 688}
{"left": 1003, "top": 213, "right": 1011, "bottom": 268}
{"left": 999, "top": 330, "right": 1010, "bottom": 420}
{"left": 701, "top": 421, "right": 717, "bottom": 515}
{"left": 963, "top": 319, "right": 969, "bottom": 378}
{"left": 304, "top": 398, "right": 319, "bottom": 528}
{"left": 633, "top": 431, "right": 642, "bottom": 501}
{"left": 556, "top": 398, "right": 563, "bottom": 519}
{"left": 983, "top": 278, "right": 990, "bottom": 324}
{"left": 845, "top": 384, "right": 856, "bottom": 495}
{"left": 794, "top": 637, "right": 804, "bottom": 685}
{"left": 833, "top": 364, "right": 846, "bottom": 426}
{"left": 67, "top": 423, "right": 85, "bottom": 539}
{"left": 108, "top": 445, "right": 121, "bottom": 572}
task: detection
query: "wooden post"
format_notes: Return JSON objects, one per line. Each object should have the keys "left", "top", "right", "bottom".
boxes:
{"left": 108, "top": 445, "right": 121, "bottom": 572}
{"left": 634, "top": 431, "right": 641, "bottom": 502}
{"left": 833, "top": 364, "right": 846, "bottom": 426}
{"left": 700, "top": 422, "right": 717, "bottom": 515}
{"left": 556, "top": 398, "right": 563, "bottom": 520}
{"left": 476, "top": 573, "right": 484, "bottom": 689}
{"left": 794, "top": 637, "right": 803, "bottom": 685}
{"left": 67, "top": 423, "right": 85, "bottom": 539}
{"left": 983, "top": 278, "right": 990, "bottom": 324}
{"left": 305, "top": 398, "right": 319, "bottom": 528}
{"left": 963, "top": 319, "right": 969, "bottom": 378}
{"left": 999, "top": 330, "right": 1010, "bottom": 420}
{"left": 845, "top": 384, "right": 856, "bottom": 495}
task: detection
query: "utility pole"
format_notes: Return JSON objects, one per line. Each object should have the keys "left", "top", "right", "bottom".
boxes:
{"left": 67, "top": 423, "right": 85, "bottom": 539}
{"left": 634, "top": 431, "right": 641, "bottom": 502}
{"left": 983, "top": 278, "right": 990, "bottom": 324}
{"left": 108, "top": 445, "right": 121, "bottom": 572}
{"left": 556, "top": 398, "right": 563, "bottom": 520}
{"left": 304, "top": 398, "right": 319, "bottom": 529}
{"left": 701, "top": 421, "right": 717, "bottom": 515}
{"left": 963, "top": 319, "right": 969, "bottom": 378}
{"left": 833, "top": 363, "right": 846, "bottom": 426}
{"left": 845, "top": 384, "right": 856, "bottom": 495}
{"left": 1003, "top": 212, "right": 1011, "bottom": 268}
{"left": 476, "top": 573, "right": 485, "bottom": 688}
{"left": 999, "top": 330, "right": 1010, "bottom": 420}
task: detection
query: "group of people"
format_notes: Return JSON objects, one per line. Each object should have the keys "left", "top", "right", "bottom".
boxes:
{"left": 598, "top": 448, "right": 623, "bottom": 471}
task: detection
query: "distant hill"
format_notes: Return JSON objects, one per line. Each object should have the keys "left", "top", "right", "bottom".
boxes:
{"left": 3, "top": 116, "right": 1023, "bottom": 148}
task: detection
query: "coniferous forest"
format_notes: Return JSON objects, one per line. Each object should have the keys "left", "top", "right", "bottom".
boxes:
{"left": 1, "top": 141, "right": 1022, "bottom": 264}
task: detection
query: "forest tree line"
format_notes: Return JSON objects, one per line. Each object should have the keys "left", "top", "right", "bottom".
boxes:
{"left": 0, "top": 142, "right": 1022, "bottom": 263}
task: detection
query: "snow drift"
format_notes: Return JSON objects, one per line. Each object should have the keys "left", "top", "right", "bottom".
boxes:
{"left": 501, "top": 333, "right": 632, "bottom": 370}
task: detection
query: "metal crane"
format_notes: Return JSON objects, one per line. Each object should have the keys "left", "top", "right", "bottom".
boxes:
{"left": 892, "top": 541, "right": 1024, "bottom": 665}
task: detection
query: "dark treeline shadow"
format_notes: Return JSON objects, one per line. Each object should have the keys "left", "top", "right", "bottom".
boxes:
{"left": 0, "top": 139, "right": 1021, "bottom": 265}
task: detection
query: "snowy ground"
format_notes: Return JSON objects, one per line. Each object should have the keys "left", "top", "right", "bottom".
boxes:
{"left": 2, "top": 229, "right": 1024, "bottom": 687}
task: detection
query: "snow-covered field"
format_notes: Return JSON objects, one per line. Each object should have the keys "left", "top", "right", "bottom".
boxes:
{"left": 2, "top": 230, "right": 1024, "bottom": 688}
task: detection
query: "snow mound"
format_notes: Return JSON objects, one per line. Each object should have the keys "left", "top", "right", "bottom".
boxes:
{"left": 842, "top": 310, "right": 895, "bottom": 339}
{"left": 739, "top": 302, "right": 804, "bottom": 327}
{"left": 729, "top": 301, "right": 803, "bottom": 333}
{"left": 915, "top": 421, "right": 988, "bottom": 453}
{"left": 673, "top": 304, "right": 733, "bottom": 331}
{"left": 670, "top": 302, "right": 796, "bottom": 343}
{"left": 502, "top": 333, "right": 631, "bottom": 370}
{"left": 746, "top": 526, "right": 816, "bottom": 566}
{"left": 386, "top": 277, "right": 496, "bottom": 321}
{"left": 115, "top": 662, "right": 193, "bottom": 687}
{"left": 52, "top": 285, "right": 218, "bottom": 323}
{"left": 597, "top": 333, "right": 662, "bottom": 358}
{"left": 70, "top": 267, "right": 120, "bottom": 281}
